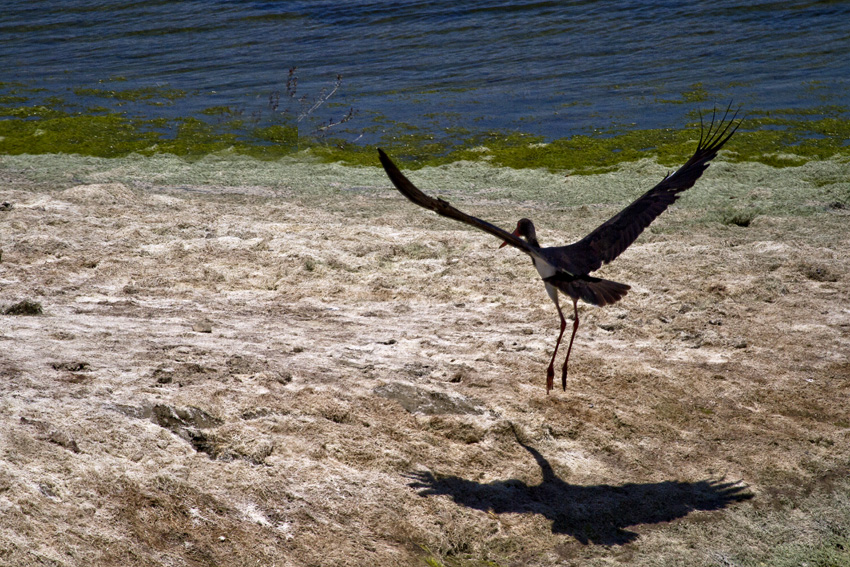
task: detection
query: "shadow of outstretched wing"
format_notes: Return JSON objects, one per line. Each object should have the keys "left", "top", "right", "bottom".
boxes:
{"left": 407, "top": 442, "right": 751, "bottom": 545}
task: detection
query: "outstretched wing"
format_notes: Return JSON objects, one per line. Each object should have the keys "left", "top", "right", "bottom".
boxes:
{"left": 378, "top": 148, "right": 536, "bottom": 255}
{"left": 548, "top": 105, "right": 741, "bottom": 275}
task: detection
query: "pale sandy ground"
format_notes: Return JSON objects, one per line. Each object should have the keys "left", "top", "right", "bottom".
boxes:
{"left": 0, "top": 152, "right": 848, "bottom": 566}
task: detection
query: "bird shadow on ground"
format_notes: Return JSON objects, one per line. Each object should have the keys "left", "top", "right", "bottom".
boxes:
{"left": 406, "top": 441, "right": 752, "bottom": 545}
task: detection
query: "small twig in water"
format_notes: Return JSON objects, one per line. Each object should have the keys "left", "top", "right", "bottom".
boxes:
{"left": 298, "top": 74, "right": 342, "bottom": 122}
{"left": 316, "top": 106, "right": 356, "bottom": 133}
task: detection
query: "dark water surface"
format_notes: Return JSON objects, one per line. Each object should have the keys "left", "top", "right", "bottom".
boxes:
{"left": 2, "top": 0, "right": 848, "bottom": 148}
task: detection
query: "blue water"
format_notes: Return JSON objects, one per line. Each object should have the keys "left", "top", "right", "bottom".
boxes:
{"left": 2, "top": 0, "right": 849, "bottom": 144}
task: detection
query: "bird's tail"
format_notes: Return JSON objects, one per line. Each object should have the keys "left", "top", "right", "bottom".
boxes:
{"left": 547, "top": 275, "right": 630, "bottom": 307}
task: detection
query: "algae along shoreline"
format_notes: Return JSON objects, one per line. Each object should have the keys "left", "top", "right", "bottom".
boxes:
{"left": 1, "top": 151, "right": 849, "bottom": 566}
{"left": 1, "top": 95, "right": 850, "bottom": 172}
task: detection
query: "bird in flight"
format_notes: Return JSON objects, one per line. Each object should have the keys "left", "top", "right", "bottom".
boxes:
{"left": 378, "top": 107, "right": 740, "bottom": 393}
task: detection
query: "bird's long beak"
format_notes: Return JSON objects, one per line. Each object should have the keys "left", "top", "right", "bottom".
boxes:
{"left": 499, "top": 228, "right": 520, "bottom": 248}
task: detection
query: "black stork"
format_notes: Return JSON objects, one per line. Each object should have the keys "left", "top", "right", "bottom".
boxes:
{"left": 378, "top": 108, "right": 740, "bottom": 393}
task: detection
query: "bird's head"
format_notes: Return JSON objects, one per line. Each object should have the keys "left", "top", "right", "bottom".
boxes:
{"left": 500, "top": 218, "right": 538, "bottom": 248}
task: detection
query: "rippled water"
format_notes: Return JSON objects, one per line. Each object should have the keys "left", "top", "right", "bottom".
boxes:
{"left": 2, "top": 0, "right": 848, "bottom": 143}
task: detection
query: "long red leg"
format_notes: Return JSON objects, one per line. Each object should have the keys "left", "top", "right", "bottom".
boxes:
{"left": 546, "top": 304, "right": 568, "bottom": 394}
{"left": 560, "top": 298, "right": 579, "bottom": 390}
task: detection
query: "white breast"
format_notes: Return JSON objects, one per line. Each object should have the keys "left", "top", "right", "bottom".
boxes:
{"left": 531, "top": 256, "right": 557, "bottom": 280}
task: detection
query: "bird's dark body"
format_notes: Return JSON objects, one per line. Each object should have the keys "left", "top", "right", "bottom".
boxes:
{"left": 378, "top": 107, "right": 740, "bottom": 393}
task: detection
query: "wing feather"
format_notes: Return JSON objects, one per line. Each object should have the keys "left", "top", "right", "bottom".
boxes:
{"left": 548, "top": 105, "right": 741, "bottom": 275}
{"left": 378, "top": 148, "right": 536, "bottom": 255}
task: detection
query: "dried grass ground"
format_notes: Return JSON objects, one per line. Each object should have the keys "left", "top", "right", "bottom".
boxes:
{"left": 0, "top": 153, "right": 848, "bottom": 566}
